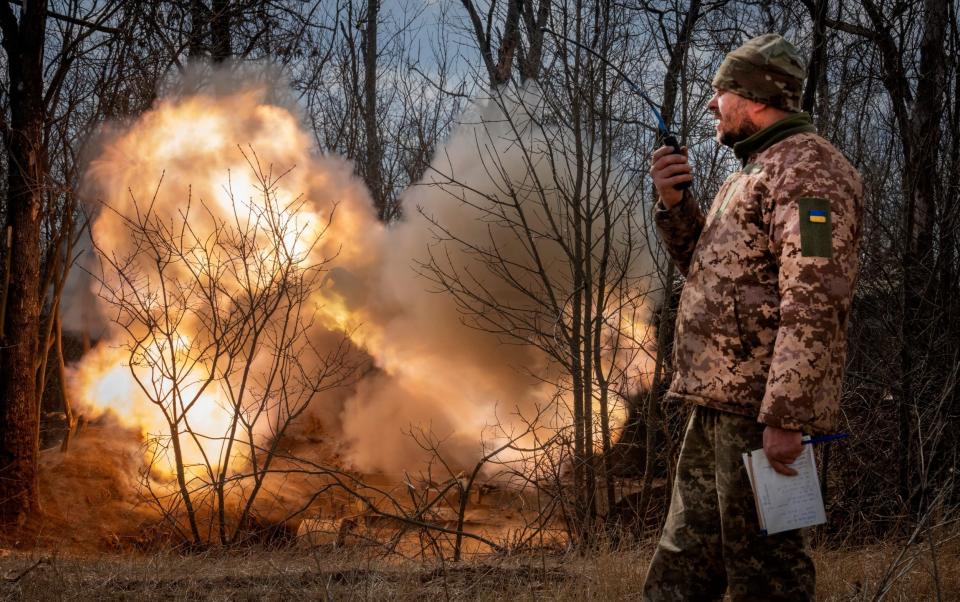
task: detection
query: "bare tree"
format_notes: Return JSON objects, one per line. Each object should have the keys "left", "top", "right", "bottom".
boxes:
{"left": 0, "top": 0, "right": 122, "bottom": 522}
{"left": 92, "top": 159, "right": 358, "bottom": 545}
{"left": 460, "top": 0, "right": 549, "bottom": 86}
{"left": 818, "top": 0, "right": 953, "bottom": 521}
{"left": 0, "top": 0, "right": 48, "bottom": 526}
{"left": 409, "top": 1, "right": 679, "bottom": 544}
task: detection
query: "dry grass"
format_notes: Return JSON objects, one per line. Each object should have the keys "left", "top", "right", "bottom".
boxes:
{"left": 813, "top": 534, "right": 960, "bottom": 601}
{"left": 0, "top": 538, "right": 956, "bottom": 601}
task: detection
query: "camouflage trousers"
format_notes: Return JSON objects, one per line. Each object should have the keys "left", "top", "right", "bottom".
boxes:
{"left": 641, "top": 406, "right": 815, "bottom": 601}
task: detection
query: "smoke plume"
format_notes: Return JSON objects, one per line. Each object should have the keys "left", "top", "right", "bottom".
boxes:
{"left": 66, "top": 65, "right": 660, "bottom": 483}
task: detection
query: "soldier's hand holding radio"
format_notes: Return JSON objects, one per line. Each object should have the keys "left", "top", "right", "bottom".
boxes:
{"left": 650, "top": 145, "right": 693, "bottom": 209}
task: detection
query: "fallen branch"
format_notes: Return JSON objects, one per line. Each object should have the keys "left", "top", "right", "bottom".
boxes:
{"left": 3, "top": 557, "right": 49, "bottom": 583}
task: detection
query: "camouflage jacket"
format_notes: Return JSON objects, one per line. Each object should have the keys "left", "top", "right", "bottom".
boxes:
{"left": 655, "top": 113, "right": 863, "bottom": 433}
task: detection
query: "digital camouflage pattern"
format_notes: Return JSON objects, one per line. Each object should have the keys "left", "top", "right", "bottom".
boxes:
{"left": 654, "top": 112, "right": 864, "bottom": 433}
{"left": 711, "top": 34, "right": 806, "bottom": 112}
{"left": 641, "top": 407, "right": 815, "bottom": 601}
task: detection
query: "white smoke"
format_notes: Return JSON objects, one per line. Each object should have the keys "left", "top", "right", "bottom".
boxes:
{"left": 334, "top": 83, "right": 660, "bottom": 473}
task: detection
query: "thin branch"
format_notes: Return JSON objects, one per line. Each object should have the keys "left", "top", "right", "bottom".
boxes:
{"left": 7, "top": 0, "right": 119, "bottom": 34}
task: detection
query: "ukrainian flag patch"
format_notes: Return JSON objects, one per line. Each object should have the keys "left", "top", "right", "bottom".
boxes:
{"left": 798, "top": 197, "right": 832, "bottom": 258}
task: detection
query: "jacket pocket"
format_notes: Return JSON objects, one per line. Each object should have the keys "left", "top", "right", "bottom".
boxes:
{"left": 733, "top": 282, "right": 780, "bottom": 357}
{"left": 731, "top": 290, "right": 750, "bottom": 360}
{"left": 708, "top": 282, "right": 746, "bottom": 362}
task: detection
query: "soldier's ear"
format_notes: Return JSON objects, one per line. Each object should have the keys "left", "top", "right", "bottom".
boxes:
{"left": 748, "top": 100, "right": 790, "bottom": 129}
{"left": 743, "top": 98, "right": 768, "bottom": 119}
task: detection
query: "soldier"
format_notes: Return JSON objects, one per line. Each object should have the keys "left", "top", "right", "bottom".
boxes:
{"left": 641, "top": 34, "right": 864, "bottom": 601}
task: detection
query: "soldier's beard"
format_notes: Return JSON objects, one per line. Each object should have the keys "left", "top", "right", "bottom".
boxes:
{"left": 718, "top": 116, "right": 761, "bottom": 148}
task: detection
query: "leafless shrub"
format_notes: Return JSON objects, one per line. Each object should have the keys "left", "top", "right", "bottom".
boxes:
{"left": 90, "top": 155, "right": 359, "bottom": 546}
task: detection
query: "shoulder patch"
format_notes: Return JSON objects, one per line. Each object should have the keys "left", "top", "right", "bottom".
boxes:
{"left": 798, "top": 197, "right": 832, "bottom": 258}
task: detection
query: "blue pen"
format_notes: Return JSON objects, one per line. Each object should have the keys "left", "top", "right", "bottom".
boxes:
{"left": 803, "top": 433, "right": 849, "bottom": 445}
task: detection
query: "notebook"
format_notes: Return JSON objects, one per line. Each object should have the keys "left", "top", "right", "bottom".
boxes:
{"left": 742, "top": 441, "right": 826, "bottom": 535}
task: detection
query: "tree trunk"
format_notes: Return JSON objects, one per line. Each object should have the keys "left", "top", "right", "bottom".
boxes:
{"left": 520, "top": 0, "right": 549, "bottom": 81}
{"left": 648, "top": 0, "right": 701, "bottom": 495}
{"left": 802, "top": 0, "right": 828, "bottom": 116}
{"left": 210, "top": 0, "right": 232, "bottom": 62}
{"left": 898, "top": 0, "right": 947, "bottom": 510}
{"left": 493, "top": 0, "right": 521, "bottom": 86}
{"left": 56, "top": 310, "right": 75, "bottom": 453}
{"left": 189, "top": 0, "right": 208, "bottom": 59}
{"left": 0, "top": 0, "right": 48, "bottom": 526}
{"left": 362, "top": 0, "right": 386, "bottom": 220}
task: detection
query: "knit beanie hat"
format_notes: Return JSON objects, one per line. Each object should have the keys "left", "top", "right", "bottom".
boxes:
{"left": 712, "top": 34, "right": 807, "bottom": 112}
